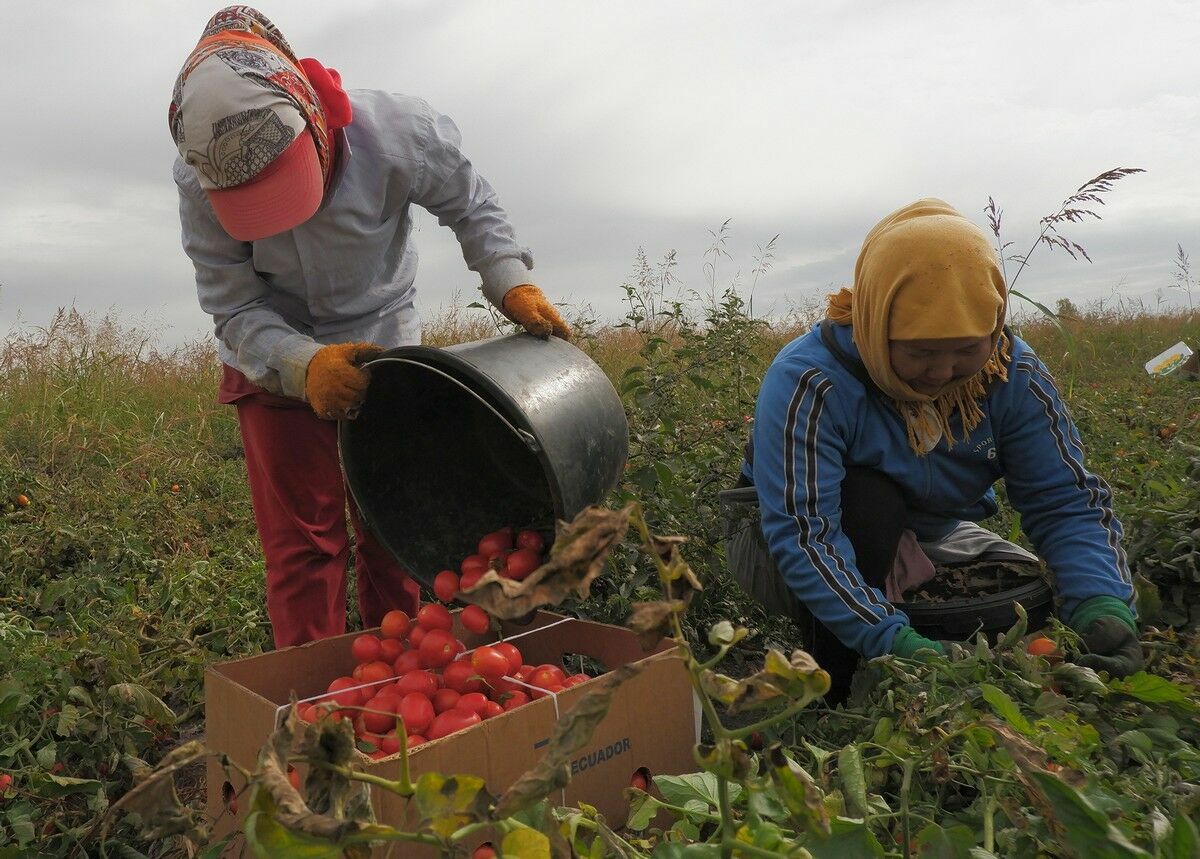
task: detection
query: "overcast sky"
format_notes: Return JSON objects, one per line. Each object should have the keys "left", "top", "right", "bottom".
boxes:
{"left": 2, "top": 1, "right": 1197, "bottom": 346}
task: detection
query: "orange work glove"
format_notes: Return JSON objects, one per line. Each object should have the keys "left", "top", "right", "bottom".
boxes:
{"left": 501, "top": 284, "right": 572, "bottom": 340}
{"left": 304, "top": 342, "right": 385, "bottom": 420}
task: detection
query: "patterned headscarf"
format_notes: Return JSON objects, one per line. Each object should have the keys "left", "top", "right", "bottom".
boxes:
{"left": 168, "top": 6, "right": 334, "bottom": 188}
{"left": 826, "top": 199, "right": 1010, "bottom": 455}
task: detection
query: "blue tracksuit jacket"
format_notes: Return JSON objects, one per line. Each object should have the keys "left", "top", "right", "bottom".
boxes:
{"left": 744, "top": 322, "right": 1134, "bottom": 658}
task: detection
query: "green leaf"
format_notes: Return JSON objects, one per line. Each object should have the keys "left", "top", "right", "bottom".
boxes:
{"left": 4, "top": 809, "right": 36, "bottom": 847}
{"left": 36, "top": 743, "right": 58, "bottom": 769}
{"left": 769, "top": 746, "right": 830, "bottom": 836}
{"left": 1051, "top": 663, "right": 1109, "bottom": 696}
{"left": 35, "top": 773, "right": 104, "bottom": 798}
{"left": 650, "top": 843, "right": 722, "bottom": 858}
{"left": 1163, "top": 816, "right": 1200, "bottom": 859}
{"left": 502, "top": 829, "right": 551, "bottom": 859}
{"left": 55, "top": 703, "right": 81, "bottom": 737}
{"left": 997, "top": 600, "right": 1029, "bottom": 650}
{"left": 1027, "top": 771, "right": 1152, "bottom": 858}
{"left": 837, "top": 746, "right": 869, "bottom": 820}
{"left": 625, "top": 788, "right": 664, "bottom": 831}
{"left": 914, "top": 824, "right": 975, "bottom": 858}
{"left": 979, "top": 684, "right": 1032, "bottom": 734}
{"left": 244, "top": 810, "right": 344, "bottom": 858}
{"left": 0, "top": 680, "right": 26, "bottom": 720}
{"left": 108, "top": 683, "right": 176, "bottom": 725}
{"left": 654, "top": 772, "right": 741, "bottom": 811}
{"left": 196, "top": 834, "right": 239, "bottom": 859}
{"left": 1108, "top": 672, "right": 1197, "bottom": 711}
{"left": 804, "top": 816, "right": 886, "bottom": 858}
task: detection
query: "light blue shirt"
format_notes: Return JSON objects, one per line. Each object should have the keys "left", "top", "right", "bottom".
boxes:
{"left": 174, "top": 89, "right": 534, "bottom": 399}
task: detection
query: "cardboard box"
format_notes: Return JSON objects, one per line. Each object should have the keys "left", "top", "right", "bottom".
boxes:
{"left": 205, "top": 612, "right": 699, "bottom": 855}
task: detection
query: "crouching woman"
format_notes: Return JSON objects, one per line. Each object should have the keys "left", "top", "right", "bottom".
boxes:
{"left": 723, "top": 199, "right": 1141, "bottom": 702}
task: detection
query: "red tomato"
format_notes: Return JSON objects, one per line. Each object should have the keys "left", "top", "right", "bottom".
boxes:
{"left": 442, "top": 659, "right": 485, "bottom": 694}
{"left": 459, "top": 568, "right": 484, "bottom": 590}
{"left": 351, "top": 634, "right": 382, "bottom": 663}
{"left": 399, "top": 693, "right": 435, "bottom": 734}
{"left": 460, "top": 554, "right": 489, "bottom": 577}
{"left": 408, "top": 734, "right": 427, "bottom": 747}
{"left": 629, "top": 769, "right": 650, "bottom": 791}
{"left": 529, "top": 664, "right": 567, "bottom": 690}
{"left": 504, "top": 548, "right": 541, "bottom": 580}
{"left": 360, "top": 696, "right": 398, "bottom": 734}
{"left": 394, "top": 670, "right": 439, "bottom": 698}
{"left": 432, "top": 688, "right": 462, "bottom": 713}
{"left": 419, "top": 628, "right": 458, "bottom": 669}
{"left": 380, "top": 610, "right": 411, "bottom": 640}
{"left": 376, "top": 695, "right": 403, "bottom": 718}
{"left": 481, "top": 700, "right": 504, "bottom": 719}
{"left": 287, "top": 765, "right": 301, "bottom": 791}
{"left": 393, "top": 650, "right": 422, "bottom": 675}
{"left": 471, "top": 646, "right": 511, "bottom": 681}
{"left": 531, "top": 683, "right": 564, "bottom": 701}
{"left": 562, "top": 673, "right": 590, "bottom": 688}
{"left": 516, "top": 529, "right": 545, "bottom": 553}
{"left": 408, "top": 626, "right": 427, "bottom": 649}
{"left": 359, "top": 661, "right": 394, "bottom": 684}
{"left": 325, "top": 676, "right": 366, "bottom": 709}
{"left": 379, "top": 732, "right": 401, "bottom": 755}
{"left": 460, "top": 605, "right": 491, "bottom": 635}
{"left": 457, "top": 692, "right": 490, "bottom": 716}
{"left": 351, "top": 663, "right": 366, "bottom": 681}
{"left": 478, "top": 529, "right": 513, "bottom": 557}
{"left": 473, "top": 843, "right": 497, "bottom": 859}
{"left": 427, "top": 708, "right": 481, "bottom": 740}
{"left": 433, "top": 570, "right": 460, "bottom": 603}
{"left": 416, "top": 603, "right": 454, "bottom": 632}
{"left": 0, "top": 773, "right": 12, "bottom": 796}
{"left": 494, "top": 642, "right": 523, "bottom": 674}
{"left": 501, "top": 690, "right": 530, "bottom": 711}
{"left": 379, "top": 638, "right": 404, "bottom": 663}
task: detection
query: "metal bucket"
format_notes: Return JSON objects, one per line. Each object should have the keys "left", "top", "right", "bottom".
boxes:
{"left": 338, "top": 333, "right": 629, "bottom": 587}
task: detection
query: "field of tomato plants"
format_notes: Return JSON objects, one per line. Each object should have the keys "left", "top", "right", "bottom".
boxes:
{"left": 2, "top": 263, "right": 1200, "bottom": 856}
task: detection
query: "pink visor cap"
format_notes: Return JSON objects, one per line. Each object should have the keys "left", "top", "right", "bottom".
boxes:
{"left": 173, "top": 41, "right": 324, "bottom": 241}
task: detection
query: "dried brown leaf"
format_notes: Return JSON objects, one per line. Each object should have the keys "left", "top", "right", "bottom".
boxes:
{"left": 495, "top": 664, "right": 641, "bottom": 818}
{"left": 98, "top": 741, "right": 210, "bottom": 844}
{"left": 984, "top": 718, "right": 1085, "bottom": 787}
{"left": 253, "top": 704, "right": 376, "bottom": 842}
{"left": 626, "top": 599, "right": 686, "bottom": 650}
{"left": 461, "top": 505, "right": 632, "bottom": 619}
{"left": 700, "top": 648, "right": 830, "bottom": 714}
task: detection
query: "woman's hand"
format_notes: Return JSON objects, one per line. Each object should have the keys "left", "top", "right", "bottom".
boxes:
{"left": 304, "top": 342, "right": 384, "bottom": 420}
{"left": 1076, "top": 616, "right": 1144, "bottom": 677}
{"left": 502, "top": 284, "right": 571, "bottom": 340}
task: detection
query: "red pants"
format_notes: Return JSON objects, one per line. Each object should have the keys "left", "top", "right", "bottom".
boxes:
{"left": 221, "top": 365, "right": 420, "bottom": 648}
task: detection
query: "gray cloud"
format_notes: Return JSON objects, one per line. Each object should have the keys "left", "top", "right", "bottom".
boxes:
{"left": 2, "top": 1, "right": 1198, "bottom": 348}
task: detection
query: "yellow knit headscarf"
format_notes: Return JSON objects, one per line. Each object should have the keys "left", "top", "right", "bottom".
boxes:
{"left": 826, "top": 199, "right": 1010, "bottom": 454}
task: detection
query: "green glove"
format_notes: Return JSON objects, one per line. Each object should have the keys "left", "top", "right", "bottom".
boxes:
{"left": 890, "top": 626, "right": 945, "bottom": 661}
{"left": 1070, "top": 596, "right": 1143, "bottom": 678}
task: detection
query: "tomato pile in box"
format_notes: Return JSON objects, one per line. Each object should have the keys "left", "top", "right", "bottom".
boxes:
{"left": 294, "top": 526, "right": 588, "bottom": 756}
